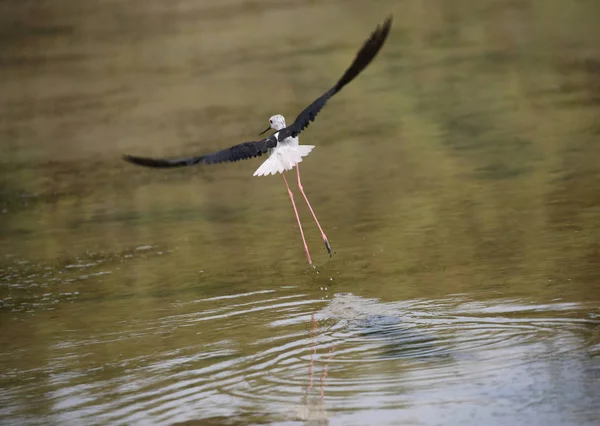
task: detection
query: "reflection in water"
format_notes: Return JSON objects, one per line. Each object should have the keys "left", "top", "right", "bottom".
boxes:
{"left": 295, "top": 315, "right": 333, "bottom": 425}
{"left": 2, "top": 0, "right": 600, "bottom": 424}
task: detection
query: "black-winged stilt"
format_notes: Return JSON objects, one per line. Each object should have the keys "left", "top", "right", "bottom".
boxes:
{"left": 124, "top": 16, "right": 392, "bottom": 265}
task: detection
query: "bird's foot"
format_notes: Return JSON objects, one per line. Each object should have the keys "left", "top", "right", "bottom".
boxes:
{"left": 324, "top": 239, "right": 332, "bottom": 257}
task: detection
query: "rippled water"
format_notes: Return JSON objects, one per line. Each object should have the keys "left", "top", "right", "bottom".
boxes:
{"left": 1, "top": 273, "right": 598, "bottom": 425}
{"left": 2, "top": 0, "right": 600, "bottom": 425}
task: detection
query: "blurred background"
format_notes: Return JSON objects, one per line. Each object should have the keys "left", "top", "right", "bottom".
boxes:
{"left": 1, "top": 0, "right": 599, "bottom": 424}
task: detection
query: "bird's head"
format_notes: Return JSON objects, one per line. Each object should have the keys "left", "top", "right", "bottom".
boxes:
{"left": 259, "top": 114, "right": 286, "bottom": 135}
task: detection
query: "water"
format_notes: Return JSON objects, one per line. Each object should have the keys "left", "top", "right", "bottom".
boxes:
{"left": 1, "top": 0, "right": 600, "bottom": 424}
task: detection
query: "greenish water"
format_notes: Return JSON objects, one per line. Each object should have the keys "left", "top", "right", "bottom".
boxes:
{"left": 1, "top": 0, "right": 600, "bottom": 425}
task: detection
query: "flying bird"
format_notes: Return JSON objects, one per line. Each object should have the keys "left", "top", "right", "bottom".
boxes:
{"left": 124, "top": 16, "right": 392, "bottom": 265}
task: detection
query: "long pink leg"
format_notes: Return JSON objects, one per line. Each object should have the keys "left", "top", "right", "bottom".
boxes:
{"left": 296, "top": 165, "right": 332, "bottom": 256}
{"left": 282, "top": 172, "right": 312, "bottom": 265}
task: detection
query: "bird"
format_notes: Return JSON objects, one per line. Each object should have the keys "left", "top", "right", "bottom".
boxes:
{"left": 123, "top": 16, "right": 393, "bottom": 265}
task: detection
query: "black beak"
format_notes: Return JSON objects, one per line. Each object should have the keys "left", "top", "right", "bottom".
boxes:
{"left": 259, "top": 126, "right": 271, "bottom": 136}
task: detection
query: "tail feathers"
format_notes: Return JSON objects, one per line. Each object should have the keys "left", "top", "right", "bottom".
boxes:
{"left": 253, "top": 145, "right": 315, "bottom": 176}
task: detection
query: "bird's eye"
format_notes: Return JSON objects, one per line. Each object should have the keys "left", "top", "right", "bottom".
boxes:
{"left": 269, "top": 119, "right": 273, "bottom": 123}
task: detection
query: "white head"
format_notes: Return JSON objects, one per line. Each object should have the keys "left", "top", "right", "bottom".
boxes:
{"left": 259, "top": 114, "right": 286, "bottom": 135}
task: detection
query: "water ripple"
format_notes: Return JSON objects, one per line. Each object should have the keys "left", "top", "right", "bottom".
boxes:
{"left": 1, "top": 289, "right": 598, "bottom": 425}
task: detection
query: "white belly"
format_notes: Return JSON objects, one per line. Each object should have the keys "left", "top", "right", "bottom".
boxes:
{"left": 253, "top": 137, "right": 315, "bottom": 177}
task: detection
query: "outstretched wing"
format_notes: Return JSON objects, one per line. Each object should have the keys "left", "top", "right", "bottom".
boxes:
{"left": 123, "top": 136, "right": 277, "bottom": 169}
{"left": 278, "top": 16, "right": 392, "bottom": 141}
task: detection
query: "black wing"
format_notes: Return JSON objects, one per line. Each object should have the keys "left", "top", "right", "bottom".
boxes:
{"left": 278, "top": 15, "right": 392, "bottom": 141}
{"left": 123, "top": 136, "right": 277, "bottom": 169}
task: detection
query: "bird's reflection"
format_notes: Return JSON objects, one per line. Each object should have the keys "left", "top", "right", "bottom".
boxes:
{"left": 295, "top": 314, "right": 335, "bottom": 425}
